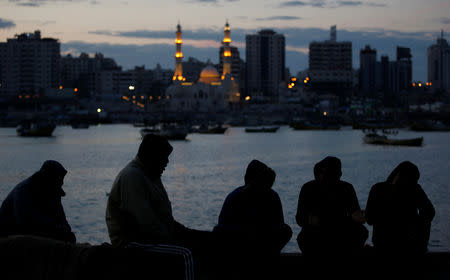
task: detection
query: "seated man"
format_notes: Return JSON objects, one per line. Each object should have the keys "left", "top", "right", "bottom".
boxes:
{"left": 106, "top": 134, "right": 213, "bottom": 277}
{"left": 213, "top": 160, "right": 292, "bottom": 279}
{"left": 0, "top": 160, "right": 76, "bottom": 243}
{"left": 296, "top": 156, "right": 367, "bottom": 257}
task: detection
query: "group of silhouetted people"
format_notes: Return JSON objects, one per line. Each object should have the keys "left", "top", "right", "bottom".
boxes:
{"left": 0, "top": 134, "right": 436, "bottom": 279}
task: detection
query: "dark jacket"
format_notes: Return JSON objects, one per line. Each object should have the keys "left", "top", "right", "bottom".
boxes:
{"left": 365, "top": 182, "right": 435, "bottom": 254}
{"left": 214, "top": 186, "right": 292, "bottom": 254}
{"left": 295, "top": 179, "right": 367, "bottom": 254}
{"left": 0, "top": 174, "right": 76, "bottom": 243}
{"left": 296, "top": 180, "right": 361, "bottom": 228}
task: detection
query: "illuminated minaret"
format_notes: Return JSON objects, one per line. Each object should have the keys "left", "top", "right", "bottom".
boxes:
{"left": 222, "top": 21, "right": 232, "bottom": 79}
{"left": 173, "top": 22, "right": 184, "bottom": 81}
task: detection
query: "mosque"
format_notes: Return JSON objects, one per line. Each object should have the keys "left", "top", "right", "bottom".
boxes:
{"left": 166, "top": 22, "right": 240, "bottom": 113}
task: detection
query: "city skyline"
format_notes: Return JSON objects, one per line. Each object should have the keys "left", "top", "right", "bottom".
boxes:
{"left": 1, "top": 0, "right": 449, "bottom": 81}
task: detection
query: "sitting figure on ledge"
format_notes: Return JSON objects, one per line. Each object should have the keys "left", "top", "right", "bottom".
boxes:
{"left": 365, "top": 161, "right": 435, "bottom": 256}
{"left": 214, "top": 159, "right": 292, "bottom": 279}
{"left": 0, "top": 160, "right": 76, "bottom": 243}
{"left": 106, "top": 134, "right": 213, "bottom": 278}
{"left": 295, "top": 156, "right": 368, "bottom": 257}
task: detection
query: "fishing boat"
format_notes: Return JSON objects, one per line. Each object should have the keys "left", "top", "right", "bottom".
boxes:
{"left": 193, "top": 124, "right": 228, "bottom": 134}
{"left": 16, "top": 121, "right": 56, "bottom": 137}
{"left": 140, "top": 124, "right": 188, "bottom": 140}
{"left": 245, "top": 126, "right": 279, "bottom": 133}
{"left": 363, "top": 133, "right": 423, "bottom": 147}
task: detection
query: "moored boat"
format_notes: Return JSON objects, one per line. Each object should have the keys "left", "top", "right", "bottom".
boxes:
{"left": 16, "top": 122, "right": 56, "bottom": 137}
{"left": 194, "top": 124, "right": 228, "bottom": 134}
{"left": 363, "top": 133, "right": 423, "bottom": 147}
{"left": 245, "top": 126, "right": 279, "bottom": 133}
{"left": 140, "top": 124, "right": 188, "bottom": 140}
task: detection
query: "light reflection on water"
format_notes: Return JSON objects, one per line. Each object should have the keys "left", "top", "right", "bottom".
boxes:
{"left": 0, "top": 124, "right": 449, "bottom": 252}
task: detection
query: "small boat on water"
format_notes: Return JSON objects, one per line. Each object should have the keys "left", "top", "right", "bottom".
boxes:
{"left": 140, "top": 124, "right": 188, "bottom": 140}
{"left": 245, "top": 126, "right": 279, "bottom": 133}
{"left": 193, "top": 124, "right": 228, "bottom": 134}
{"left": 16, "top": 122, "right": 56, "bottom": 137}
{"left": 363, "top": 133, "right": 423, "bottom": 147}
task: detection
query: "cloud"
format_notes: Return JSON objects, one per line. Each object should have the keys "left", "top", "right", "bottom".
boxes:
{"left": 0, "top": 18, "right": 16, "bottom": 29}
{"left": 279, "top": 0, "right": 386, "bottom": 8}
{"left": 337, "top": 1, "right": 362, "bottom": 6}
{"left": 8, "top": 0, "right": 96, "bottom": 7}
{"left": 255, "top": 16, "right": 302, "bottom": 21}
{"left": 279, "top": 1, "right": 326, "bottom": 8}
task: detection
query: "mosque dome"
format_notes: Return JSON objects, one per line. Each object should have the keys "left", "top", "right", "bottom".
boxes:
{"left": 198, "top": 65, "right": 220, "bottom": 84}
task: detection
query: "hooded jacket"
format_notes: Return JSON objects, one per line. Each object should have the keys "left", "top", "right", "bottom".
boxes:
{"left": 105, "top": 157, "right": 176, "bottom": 247}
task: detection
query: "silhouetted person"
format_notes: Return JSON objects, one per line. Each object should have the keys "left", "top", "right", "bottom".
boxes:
{"left": 0, "top": 160, "right": 76, "bottom": 243}
{"left": 296, "top": 156, "right": 368, "bottom": 257}
{"left": 365, "top": 161, "right": 435, "bottom": 256}
{"left": 105, "top": 134, "right": 214, "bottom": 278}
{"left": 213, "top": 160, "right": 292, "bottom": 279}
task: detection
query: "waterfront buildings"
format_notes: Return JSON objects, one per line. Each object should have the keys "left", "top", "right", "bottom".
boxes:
{"left": 428, "top": 32, "right": 450, "bottom": 93}
{"left": 246, "top": 29, "right": 286, "bottom": 103}
{"left": 0, "top": 30, "right": 60, "bottom": 97}
{"left": 308, "top": 26, "right": 352, "bottom": 95}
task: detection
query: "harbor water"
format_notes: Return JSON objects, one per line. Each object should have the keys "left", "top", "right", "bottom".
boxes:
{"left": 0, "top": 124, "right": 449, "bottom": 252}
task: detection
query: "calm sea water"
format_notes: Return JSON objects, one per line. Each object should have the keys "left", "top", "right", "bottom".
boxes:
{"left": 0, "top": 124, "right": 449, "bottom": 252}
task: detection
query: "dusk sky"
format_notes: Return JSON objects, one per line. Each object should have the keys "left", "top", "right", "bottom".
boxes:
{"left": 1, "top": 0, "right": 449, "bottom": 81}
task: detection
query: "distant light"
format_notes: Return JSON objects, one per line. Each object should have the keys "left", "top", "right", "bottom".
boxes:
{"left": 74, "top": 88, "right": 78, "bottom": 92}
{"left": 141, "top": 95, "right": 145, "bottom": 100}
{"left": 245, "top": 96, "right": 251, "bottom": 101}
{"left": 291, "top": 77, "right": 297, "bottom": 82}
{"left": 323, "top": 111, "right": 327, "bottom": 116}
{"left": 236, "top": 93, "right": 240, "bottom": 97}
{"left": 177, "top": 76, "right": 183, "bottom": 81}
{"left": 306, "top": 77, "right": 310, "bottom": 81}
{"left": 132, "top": 95, "right": 136, "bottom": 99}
{"left": 429, "top": 82, "right": 432, "bottom": 86}
{"left": 59, "top": 85, "right": 63, "bottom": 90}
{"left": 97, "top": 108, "right": 102, "bottom": 113}
{"left": 412, "top": 82, "right": 416, "bottom": 87}
{"left": 304, "top": 80, "right": 308, "bottom": 84}
{"left": 129, "top": 85, "right": 135, "bottom": 91}
{"left": 418, "top": 83, "right": 422, "bottom": 87}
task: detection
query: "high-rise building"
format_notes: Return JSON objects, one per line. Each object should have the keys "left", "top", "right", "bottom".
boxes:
{"left": 428, "top": 32, "right": 450, "bottom": 93}
{"left": 308, "top": 26, "right": 352, "bottom": 95}
{"left": 246, "top": 29, "right": 285, "bottom": 102}
{"left": 0, "top": 30, "right": 60, "bottom": 97}
{"left": 396, "top": 46, "right": 412, "bottom": 92}
{"left": 360, "top": 45, "right": 377, "bottom": 96}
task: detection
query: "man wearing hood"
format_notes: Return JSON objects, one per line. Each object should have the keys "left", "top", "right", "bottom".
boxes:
{"left": 0, "top": 160, "right": 76, "bottom": 243}
{"left": 105, "top": 134, "right": 213, "bottom": 276}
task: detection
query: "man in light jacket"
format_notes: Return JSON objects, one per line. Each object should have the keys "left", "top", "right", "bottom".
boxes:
{"left": 106, "top": 134, "right": 213, "bottom": 254}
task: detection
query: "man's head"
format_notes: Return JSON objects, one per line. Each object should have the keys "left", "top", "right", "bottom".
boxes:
{"left": 315, "top": 156, "right": 342, "bottom": 185}
{"left": 38, "top": 160, "right": 67, "bottom": 196}
{"left": 387, "top": 161, "right": 420, "bottom": 186}
{"left": 244, "top": 160, "right": 276, "bottom": 191}
{"left": 137, "top": 134, "right": 173, "bottom": 177}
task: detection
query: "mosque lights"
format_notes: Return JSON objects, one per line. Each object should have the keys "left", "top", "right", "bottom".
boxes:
{"left": 173, "top": 23, "right": 185, "bottom": 82}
